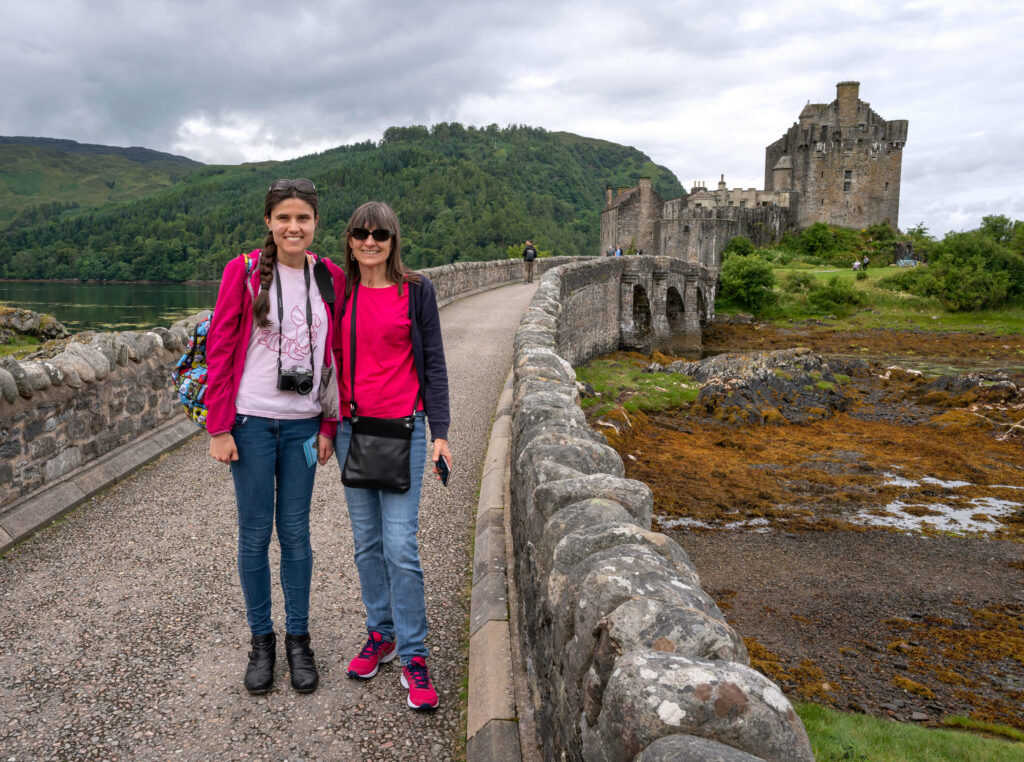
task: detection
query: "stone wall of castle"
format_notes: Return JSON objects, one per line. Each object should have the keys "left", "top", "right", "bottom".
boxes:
{"left": 765, "top": 81, "right": 907, "bottom": 229}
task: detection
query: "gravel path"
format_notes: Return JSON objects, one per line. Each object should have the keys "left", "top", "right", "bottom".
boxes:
{"left": 0, "top": 282, "right": 537, "bottom": 762}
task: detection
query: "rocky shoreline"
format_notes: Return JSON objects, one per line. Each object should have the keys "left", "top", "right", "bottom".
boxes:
{"left": 584, "top": 326, "right": 1024, "bottom": 735}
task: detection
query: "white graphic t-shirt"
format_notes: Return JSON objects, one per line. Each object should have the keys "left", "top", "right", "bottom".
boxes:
{"left": 236, "top": 260, "right": 328, "bottom": 419}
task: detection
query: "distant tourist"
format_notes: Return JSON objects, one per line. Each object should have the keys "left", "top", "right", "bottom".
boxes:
{"left": 522, "top": 239, "right": 537, "bottom": 283}
{"left": 862, "top": 254, "right": 869, "bottom": 270}
{"left": 206, "top": 179, "right": 344, "bottom": 695}
{"left": 331, "top": 201, "right": 451, "bottom": 711}
{"left": 614, "top": 245, "right": 622, "bottom": 257}
{"left": 852, "top": 259, "right": 861, "bottom": 271}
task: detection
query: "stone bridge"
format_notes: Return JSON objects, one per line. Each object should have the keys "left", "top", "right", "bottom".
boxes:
{"left": 0, "top": 256, "right": 809, "bottom": 762}
{"left": 616, "top": 256, "right": 716, "bottom": 355}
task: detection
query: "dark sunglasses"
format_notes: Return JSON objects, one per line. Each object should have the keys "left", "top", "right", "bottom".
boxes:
{"left": 269, "top": 178, "right": 316, "bottom": 193}
{"left": 350, "top": 227, "right": 393, "bottom": 242}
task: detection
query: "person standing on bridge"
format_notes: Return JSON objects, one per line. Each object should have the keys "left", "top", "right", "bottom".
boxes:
{"left": 522, "top": 238, "right": 537, "bottom": 283}
{"left": 206, "top": 179, "right": 344, "bottom": 696}
{"left": 332, "top": 201, "right": 451, "bottom": 711}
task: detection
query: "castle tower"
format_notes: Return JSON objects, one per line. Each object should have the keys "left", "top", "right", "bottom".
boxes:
{"left": 764, "top": 81, "right": 907, "bottom": 229}
{"left": 836, "top": 81, "right": 860, "bottom": 128}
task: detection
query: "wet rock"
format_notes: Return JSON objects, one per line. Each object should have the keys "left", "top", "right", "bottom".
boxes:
{"left": 581, "top": 651, "right": 813, "bottom": 762}
{"left": 0, "top": 306, "right": 70, "bottom": 340}
{"left": 653, "top": 348, "right": 851, "bottom": 425}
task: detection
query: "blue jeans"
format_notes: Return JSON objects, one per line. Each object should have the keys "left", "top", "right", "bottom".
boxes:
{"left": 230, "top": 414, "right": 319, "bottom": 637}
{"left": 335, "top": 412, "right": 429, "bottom": 662}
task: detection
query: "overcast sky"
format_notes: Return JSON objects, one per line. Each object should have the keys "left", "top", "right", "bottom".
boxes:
{"left": 3, "top": 0, "right": 1021, "bottom": 235}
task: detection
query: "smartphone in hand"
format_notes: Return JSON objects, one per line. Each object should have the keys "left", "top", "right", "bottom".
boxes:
{"left": 436, "top": 455, "right": 451, "bottom": 486}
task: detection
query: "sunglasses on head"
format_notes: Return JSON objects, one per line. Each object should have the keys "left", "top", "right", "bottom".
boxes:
{"left": 350, "top": 227, "right": 393, "bottom": 242}
{"left": 269, "top": 178, "right": 316, "bottom": 193}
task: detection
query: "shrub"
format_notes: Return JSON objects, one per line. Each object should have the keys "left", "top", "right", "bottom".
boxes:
{"left": 722, "top": 236, "right": 756, "bottom": 259}
{"left": 807, "top": 276, "right": 865, "bottom": 315}
{"left": 783, "top": 271, "right": 815, "bottom": 293}
{"left": 719, "top": 255, "right": 777, "bottom": 311}
{"left": 855, "top": 269, "right": 868, "bottom": 281}
{"left": 799, "top": 223, "right": 836, "bottom": 258}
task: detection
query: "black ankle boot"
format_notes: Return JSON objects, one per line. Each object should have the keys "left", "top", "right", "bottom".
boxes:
{"left": 244, "top": 632, "right": 276, "bottom": 694}
{"left": 285, "top": 632, "right": 319, "bottom": 693}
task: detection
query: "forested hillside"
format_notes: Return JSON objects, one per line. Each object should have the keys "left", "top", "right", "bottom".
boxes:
{"left": 0, "top": 124, "right": 683, "bottom": 281}
{"left": 0, "top": 137, "right": 201, "bottom": 230}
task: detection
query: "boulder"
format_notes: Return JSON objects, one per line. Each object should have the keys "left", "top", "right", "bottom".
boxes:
{"left": 0, "top": 357, "right": 33, "bottom": 398}
{"left": 580, "top": 651, "right": 813, "bottom": 762}
{"left": 635, "top": 734, "right": 768, "bottom": 762}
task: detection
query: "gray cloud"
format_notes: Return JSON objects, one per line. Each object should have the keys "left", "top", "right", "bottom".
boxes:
{"left": 3, "top": 0, "right": 1023, "bottom": 233}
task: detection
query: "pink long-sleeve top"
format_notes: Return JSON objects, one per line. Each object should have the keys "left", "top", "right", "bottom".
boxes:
{"left": 205, "top": 250, "right": 346, "bottom": 438}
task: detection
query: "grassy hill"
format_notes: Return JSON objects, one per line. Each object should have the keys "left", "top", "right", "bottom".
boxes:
{"left": 0, "top": 124, "right": 683, "bottom": 281}
{"left": 0, "top": 137, "right": 202, "bottom": 230}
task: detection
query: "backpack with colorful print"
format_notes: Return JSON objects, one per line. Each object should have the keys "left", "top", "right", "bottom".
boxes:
{"left": 171, "top": 253, "right": 256, "bottom": 428}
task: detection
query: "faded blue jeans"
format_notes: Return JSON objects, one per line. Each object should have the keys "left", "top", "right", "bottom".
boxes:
{"left": 335, "top": 412, "right": 429, "bottom": 662}
{"left": 230, "top": 414, "right": 319, "bottom": 637}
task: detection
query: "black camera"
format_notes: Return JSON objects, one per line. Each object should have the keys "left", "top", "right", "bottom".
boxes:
{"left": 278, "top": 367, "right": 314, "bottom": 395}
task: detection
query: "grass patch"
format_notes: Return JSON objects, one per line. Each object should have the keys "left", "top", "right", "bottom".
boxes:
{"left": 575, "top": 353, "right": 699, "bottom": 417}
{"left": 0, "top": 334, "right": 41, "bottom": 357}
{"left": 941, "top": 716, "right": 1024, "bottom": 743}
{"left": 748, "top": 265, "right": 1024, "bottom": 334}
{"left": 797, "top": 702, "right": 1024, "bottom": 761}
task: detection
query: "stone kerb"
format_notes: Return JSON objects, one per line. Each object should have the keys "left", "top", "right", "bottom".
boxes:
{"left": 510, "top": 260, "right": 812, "bottom": 761}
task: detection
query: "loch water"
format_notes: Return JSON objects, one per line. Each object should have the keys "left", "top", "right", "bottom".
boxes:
{"left": 0, "top": 281, "right": 220, "bottom": 332}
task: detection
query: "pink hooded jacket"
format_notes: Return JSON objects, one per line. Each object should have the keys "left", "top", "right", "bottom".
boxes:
{"left": 205, "top": 250, "right": 346, "bottom": 438}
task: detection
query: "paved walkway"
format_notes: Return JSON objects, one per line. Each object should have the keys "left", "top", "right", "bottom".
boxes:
{"left": 0, "top": 282, "right": 537, "bottom": 762}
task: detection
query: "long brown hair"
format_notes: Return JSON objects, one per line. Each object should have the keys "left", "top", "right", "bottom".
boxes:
{"left": 343, "top": 201, "right": 420, "bottom": 298}
{"left": 253, "top": 180, "right": 320, "bottom": 327}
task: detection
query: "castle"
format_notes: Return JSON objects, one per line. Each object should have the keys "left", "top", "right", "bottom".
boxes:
{"left": 601, "top": 81, "right": 908, "bottom": 268}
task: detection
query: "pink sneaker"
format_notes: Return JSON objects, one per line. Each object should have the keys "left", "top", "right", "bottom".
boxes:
{"left": 347, "top": 631, "right": 396, "bottom": 679}
{"left": 400, "top": 657, "right": 439, "bottom": 710}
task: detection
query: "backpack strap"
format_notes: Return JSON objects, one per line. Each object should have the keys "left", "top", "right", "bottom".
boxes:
{"left": 242, "top": 252, "right": 258, "bottom": 301}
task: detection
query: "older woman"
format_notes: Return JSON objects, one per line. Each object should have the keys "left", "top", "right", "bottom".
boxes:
{"left": 333, "top": 201, "right": 451, "bottom": 710}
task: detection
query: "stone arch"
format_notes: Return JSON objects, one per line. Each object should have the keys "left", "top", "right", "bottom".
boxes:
{"left": 631, "top": 284, "right": 652, "bottom": 348}
{"left": 666, "top": 285, "right": 685, "bottom": 335}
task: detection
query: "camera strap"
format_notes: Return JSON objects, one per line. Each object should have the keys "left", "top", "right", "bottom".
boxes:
{"left": 275, "top": 258, "right": 315, "bottom": 394}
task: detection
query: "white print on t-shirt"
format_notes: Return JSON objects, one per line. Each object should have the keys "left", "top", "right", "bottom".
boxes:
{"left": 255, "top": 306, "right": 323, "bottom": 363}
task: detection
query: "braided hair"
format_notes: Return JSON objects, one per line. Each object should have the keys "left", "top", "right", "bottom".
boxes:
{"left": 253, "top": 181, "right": 319, "bottom": 327}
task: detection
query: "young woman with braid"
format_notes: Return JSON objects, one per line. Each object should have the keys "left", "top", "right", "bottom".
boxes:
{"left": 206, "top": 179, "right": 344, "bottom": 695}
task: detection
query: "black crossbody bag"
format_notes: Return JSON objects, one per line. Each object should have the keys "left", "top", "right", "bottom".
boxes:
{"left": 341, "top": 283, "right": 417, "bottom": 493}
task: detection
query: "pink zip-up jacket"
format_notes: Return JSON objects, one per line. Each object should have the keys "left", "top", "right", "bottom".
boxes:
{"left": 205, "top": 250, "right": 346, "bottom": 439}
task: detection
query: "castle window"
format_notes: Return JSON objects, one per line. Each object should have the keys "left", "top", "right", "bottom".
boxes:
{"left": 844, "top": 170, "right": 852, "bottom": 179}
{"left": 843, "top": 181, "right": 851, "bottom": 191}
{"left": 728, "top": 201, "right": 734, "bottom": 206}
{"left": 885, "top": 182, "right": 889, "bottom": 191}
{"left": 739, "top": 200, "right": 746, "bottom": 207}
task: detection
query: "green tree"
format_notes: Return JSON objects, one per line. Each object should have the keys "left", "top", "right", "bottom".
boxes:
{"left": 719, "top": 255, "right": 776, "bottom": 311}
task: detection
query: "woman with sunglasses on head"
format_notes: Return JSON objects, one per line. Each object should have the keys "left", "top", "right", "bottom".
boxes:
{"left": 333, "top": 201, "right": 451, "bottom": 711}
{"left": 206, "top": 179, "right": 345, "bottom": 695}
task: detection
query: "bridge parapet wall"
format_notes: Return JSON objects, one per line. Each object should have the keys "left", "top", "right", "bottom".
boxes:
{"left": 0, "top": 257, "right": 576, "bottom": 513}
{"left": 510, "top": 258, "right": 813, "bottom": 761}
